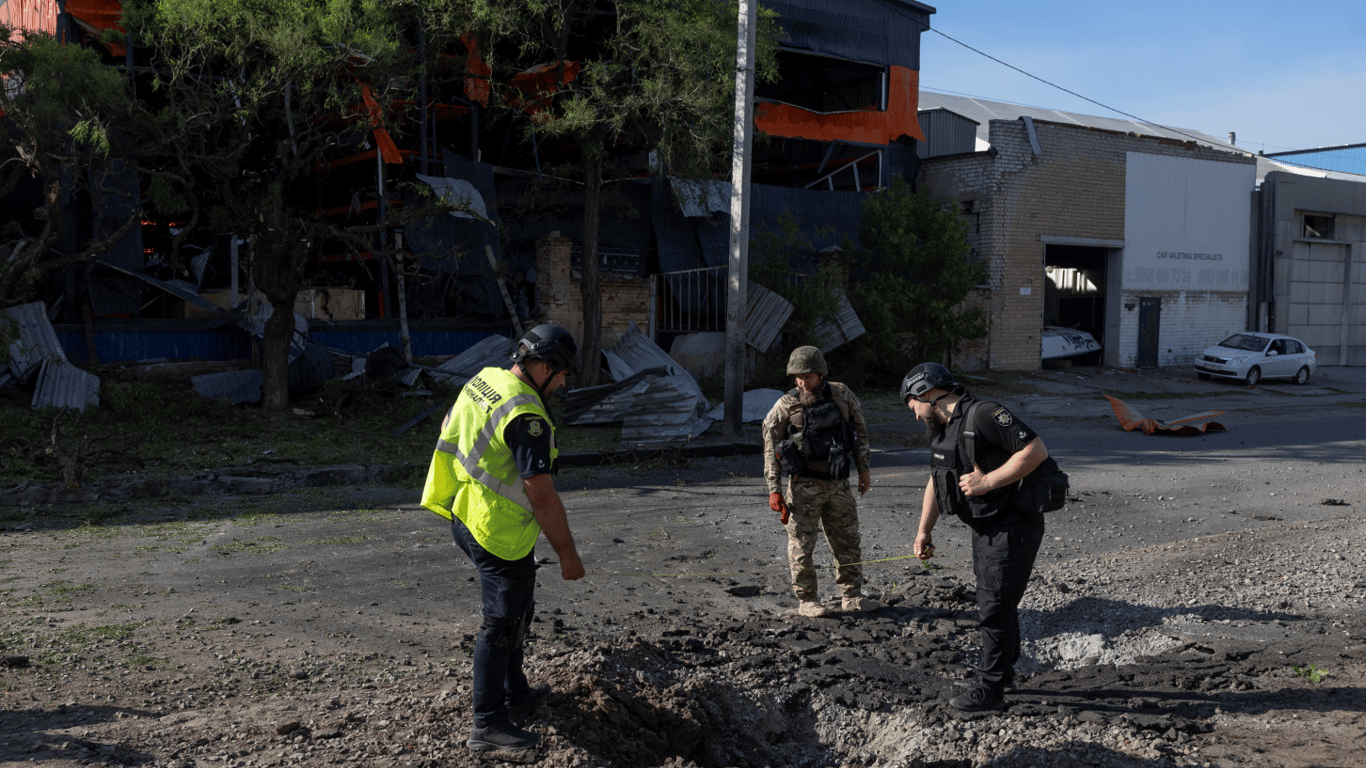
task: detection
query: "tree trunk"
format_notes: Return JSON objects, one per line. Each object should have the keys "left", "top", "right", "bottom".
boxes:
{"left": 261, "top": 295, "right": 295, "bottom": 411}
{"left": 577, "top": 135, "right": 605, "bottom": 388}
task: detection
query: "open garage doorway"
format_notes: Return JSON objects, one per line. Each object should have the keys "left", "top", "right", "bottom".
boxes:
{"left": 1044, "top": 244, "right": 1109, "bottom": 367}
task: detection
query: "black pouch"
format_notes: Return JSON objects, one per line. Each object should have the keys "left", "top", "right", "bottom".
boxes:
{"left": 1014, "top": 457, "right": 1070, "bottom": 512}
{"left": 776, "top": 438, "right": 806, "bottom": 476}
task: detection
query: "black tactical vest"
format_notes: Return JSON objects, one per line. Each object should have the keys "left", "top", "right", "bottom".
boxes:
{"left": 777, "top": 383, "right": 856, "bottom": 481}
{"left": 928, "top": 395, "right": 1015, "bottom": 523}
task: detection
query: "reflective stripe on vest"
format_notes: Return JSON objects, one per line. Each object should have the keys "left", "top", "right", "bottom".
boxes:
{"left": 435, "top": 392, "right": 539, "bottom": 512}
{"left": 420, "top": 367, "right": 556, "bottom": 561}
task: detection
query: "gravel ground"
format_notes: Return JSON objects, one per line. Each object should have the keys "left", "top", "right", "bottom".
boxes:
{"left": 2, "top": 369, "right": 1364, "bottom": 768}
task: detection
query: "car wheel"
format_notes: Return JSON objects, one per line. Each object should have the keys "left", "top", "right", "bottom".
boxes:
{"left": 1196, "top": 372, "right": 1210, "bottom": 380}
{"left": 1294, "top": 366, "right": 1310, "bottom": 385}
{"left": 1245, "top": 366, "right": 1261, "bottom": 386}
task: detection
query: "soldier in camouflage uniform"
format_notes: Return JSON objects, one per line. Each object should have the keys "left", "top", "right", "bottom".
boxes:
{"left": 762, "top": 346, "right": 882, "bottom": 618}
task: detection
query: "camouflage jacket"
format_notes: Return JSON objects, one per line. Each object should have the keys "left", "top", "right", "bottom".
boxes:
{"left": 762, "top": 381, "right": 871, "bottom": 493}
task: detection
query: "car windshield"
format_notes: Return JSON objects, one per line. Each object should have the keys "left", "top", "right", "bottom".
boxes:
{"left": 1218, "top": 334, "right": 1269, "bottom": 352}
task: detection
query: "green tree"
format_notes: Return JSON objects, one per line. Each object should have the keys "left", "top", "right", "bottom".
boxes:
{"left": 127, "top": 0, "right": 477, "bottom": 410}
{"left": 847, "top": 176, "right": 988, "bottom": 377}
{"left": 0, "top": 29, "right": 175, "bottom": 308}
{"left": 473, "top": 0, "right": 778, "bottom": 387}
{"left": 747, "top": 211, "right": 844, "bottom": 386}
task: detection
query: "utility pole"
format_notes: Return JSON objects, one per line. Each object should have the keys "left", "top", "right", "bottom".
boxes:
{"left": 724, "top": 0, "right": 756, "bottom": 439}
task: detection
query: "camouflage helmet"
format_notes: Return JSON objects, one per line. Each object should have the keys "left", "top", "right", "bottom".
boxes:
{"left": 786, "top": 346, "right": 828, "bottom": 376}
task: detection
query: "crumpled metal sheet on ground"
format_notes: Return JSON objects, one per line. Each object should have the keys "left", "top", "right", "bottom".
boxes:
{"left": 620, "top": 375, "right": 715, "bottom": 448}
{"left": 585, "top": 322, "right": 714, "bottom": 444}
{"left": 563, "top": 366, "right": 670, "bottom": 426}
{"left": 603, "top": 321, "right": 691, "bottom": 382}
{"left": 1103, "top": 395, "right": 1227, "bottom": 435}
{"left": 427, "top": 334, "right": 514, "bottom": 386}
{"left": 31, "top": 359, "right": 100, "bottom": 412}
{"left": 191, "top": 370, "right": 264, "bottom": 405}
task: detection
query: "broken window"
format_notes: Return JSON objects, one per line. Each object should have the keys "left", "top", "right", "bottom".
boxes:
{"left": 1303, "top": 213, "right": 1336, "bottom": 239}
{"left": 756, "top": 50, "right": 885, "bottom": 114}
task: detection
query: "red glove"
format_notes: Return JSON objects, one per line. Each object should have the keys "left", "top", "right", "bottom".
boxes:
{"left": 769, "top": 492, "right": 788, "bottom": 524}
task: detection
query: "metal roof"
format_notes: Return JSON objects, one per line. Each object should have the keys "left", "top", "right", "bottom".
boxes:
{"left": 918, "top": 92, "right": 1366, "bottom": 185}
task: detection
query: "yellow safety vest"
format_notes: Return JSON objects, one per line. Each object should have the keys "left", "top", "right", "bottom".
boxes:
{"left": 421, "top": 366, "right": 558, "bottom": 560}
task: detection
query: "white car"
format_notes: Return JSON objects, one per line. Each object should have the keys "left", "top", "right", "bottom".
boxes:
{"left": 1194, "top": 332, "right": 1316, "bottom": 386}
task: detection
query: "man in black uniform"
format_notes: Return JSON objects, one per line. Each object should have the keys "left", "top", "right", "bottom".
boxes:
{"left": 902, "top": 363, "right": 1049, "bottom": 711}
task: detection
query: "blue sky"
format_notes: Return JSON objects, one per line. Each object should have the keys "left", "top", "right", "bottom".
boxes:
{"left": 917, "top": 1, "right": 1364, "bottom": 154}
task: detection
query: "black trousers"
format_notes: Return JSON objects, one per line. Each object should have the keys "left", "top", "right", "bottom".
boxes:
{"left": 451, "top": 516, "right": 538, "bottom": 729}
{"left": 970, "top": 511, "right": 1045, "bottom": 692}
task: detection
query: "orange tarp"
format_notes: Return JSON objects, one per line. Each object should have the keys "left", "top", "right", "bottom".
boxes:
{"left": 755, "top": 65, "right": 925, "bottom": 145}
{"left": 1104, "top": 395, "right": 1227, "bottom": 435}
{"left": 359, "top": 84, "right": 404, "bottom": 165}
{"left": 460, "top": 32, "right": 491, "bottom": 107}
{"left": 65, "top": 0, "right": 126, "bottom": 56}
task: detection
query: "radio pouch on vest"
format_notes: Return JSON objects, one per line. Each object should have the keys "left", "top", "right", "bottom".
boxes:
{"left": 962, "top": 401, "right": 1070, "bottom": 513}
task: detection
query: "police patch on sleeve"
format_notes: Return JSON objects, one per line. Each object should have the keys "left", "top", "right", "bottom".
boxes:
{"left": 992, "top": 407, "right": 1014, "bottom": 427}
{"left": 526, "top": 418, "right": 545, "bottom": 437}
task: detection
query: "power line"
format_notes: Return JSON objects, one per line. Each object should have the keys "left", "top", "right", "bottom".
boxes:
{"left": 918, "top": 25, "right": 1222, "bottom": 149}
{"left": 886, "top": 9, "right": 1310, "bottom": 154}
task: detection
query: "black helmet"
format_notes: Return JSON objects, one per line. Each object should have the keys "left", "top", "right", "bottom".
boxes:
{"left": 900, "top": 362, "right": 962, "bottom": 404}
{"left": 512, "top": 324, "right": 579, "bottom": 376}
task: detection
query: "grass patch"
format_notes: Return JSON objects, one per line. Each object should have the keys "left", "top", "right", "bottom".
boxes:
{"left": 0, "top": 376, "right": 459, "bottom": 486}
{"left": 15, "top": 580, "right": 98, "bottom": 606}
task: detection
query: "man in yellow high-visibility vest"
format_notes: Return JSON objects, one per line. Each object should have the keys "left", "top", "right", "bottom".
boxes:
{"left": 422, "top": 324, "right": 584, "bottom": 753}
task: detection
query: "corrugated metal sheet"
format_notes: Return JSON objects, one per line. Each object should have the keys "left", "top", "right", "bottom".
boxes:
{"left": 563, "top": 366, "right": 669, "bottom": 426}
{"left": 745, "top": 282, "right": 794, "bottom": 353}
{"left": 620, "top": 375, "right": 715, "bottom": 448}
{"left": 815, "top": 294, "right": 866, "bottom": 353}
{"left": 3, "top": 301, "right": 69, "bottom": 379}
{"left": 917, "top": 107, "right": 981, "bottom": 159}
{"left": 287, "top": 340, "right": 335, "bottom": 394}
{"left": 31, "top": 359, "right": 100, "bottom": 412}
{"left": 191, "top": 370, "right": 263, "bottom": 404}
{"left": 428, "top": 334, "right": 514, "bottom": 386}
{"left": 603, "top": 321, "right": 690, "bottom": 382}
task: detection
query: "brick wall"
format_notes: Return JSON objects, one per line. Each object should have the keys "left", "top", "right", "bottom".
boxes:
{"left": 534, "top": 235, "right": 651, "bottom": 347}
{"left": 918, "top": 118, "right": 1256, "bottom": 371}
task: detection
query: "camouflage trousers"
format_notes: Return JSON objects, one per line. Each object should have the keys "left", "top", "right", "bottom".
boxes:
{"left": 785, "top": 476, "right": 864, "bottom": 601}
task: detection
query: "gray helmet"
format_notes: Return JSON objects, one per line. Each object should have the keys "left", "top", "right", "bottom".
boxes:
{"left": 901, "top": 362, "right": 962, "bottom": 404}
{"left": 786, "top": 346, "right": 827, "bottom": 376}
{"left": 512, "top": 324, "right": 579, "bottom": 376}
